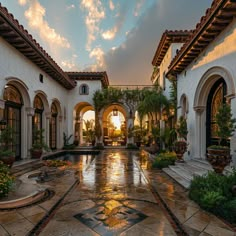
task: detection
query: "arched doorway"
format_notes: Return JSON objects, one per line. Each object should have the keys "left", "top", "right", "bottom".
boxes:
{"left": 102, "top": 105, "right": 127, "bottom": 146}
{"left": 206, "top": 78, "right": 226, "bottom": 147}
{"left": 50, "top": 102, "right": 58, "bottom": 150}
{"left": 73, "top": 102, "right": 95, "bottom": 146}
{"left": 3, "top": 85, "right": 23, "bottom": 160}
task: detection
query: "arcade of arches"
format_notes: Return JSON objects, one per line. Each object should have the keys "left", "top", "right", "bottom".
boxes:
{"left": 73, "top": 102, "right": 148, "bottom": 146}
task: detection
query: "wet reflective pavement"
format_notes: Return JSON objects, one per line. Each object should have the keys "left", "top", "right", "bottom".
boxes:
{"left": 0, "top": 149, "right": 235, "bottom": 236}
{"left": 39, "top": 150, "right": 178, "bottom": 235}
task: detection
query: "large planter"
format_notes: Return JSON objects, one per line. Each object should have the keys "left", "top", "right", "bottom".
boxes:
{"left": 31, "top": 149, "right": 43, "bottom": 159}
{"left": 0, "top": 155, "right": 15, "bottom": 168}
{"left": 207, "top": 147, "right": 231, "bottom": 174}
{"left": 174, "top": 141, "right": 187, "bottom": 161}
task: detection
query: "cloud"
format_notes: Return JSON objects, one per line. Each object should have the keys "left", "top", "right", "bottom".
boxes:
{"left": 109, "top": 0, "right": 115, "bottom": 11}
{"left": 24, "top": 0, "right": 70, "bottom": 49}
{"left": 18, "top": 0, "right": 27, "bottom": 6}
{"left": 100, "top": 0, "right": 212, "bottom": 85}
{"left": 88, "top": 47, "right": 106, "bottom": 71}
{"left": 134, "top": 0, "right": 145, "bottom": 17}
{"left": 102, "top": 2, "right": 128, "bottom": 41}
{"left": 102, "top": 27, "right": 117, "bottom": 40}
{"left": 80, "top": 0, "right": 105, "bottom": 51}
{"left": 66, "top": 4, "right": 75, "bottom": 11}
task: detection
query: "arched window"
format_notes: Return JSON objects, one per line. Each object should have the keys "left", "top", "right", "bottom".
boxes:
{"left": 79, "top": 84, "right": 89, "bottom": 95}
{"left": 180, "top": 94, "right": 188, "bottom": 118}
{"left": 33, "top": 95, "right": 44, "bottom": 131}
{"left": 3, "top": 85, "right": 23, "bottom": 160}
{"left": 206, "top": 78, "right": 226, "bottom": 147}
{"left": 50, "top": 102, "right": 58, "bottom": 149}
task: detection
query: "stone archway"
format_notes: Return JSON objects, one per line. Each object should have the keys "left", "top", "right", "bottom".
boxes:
{"left": 193, "top": 66, "right": 235, "bottom": 159}
{"left": 73, "top": 102, "right": 95, "bottom": 146}
{"left": 101, "top": 104, "right": 129, "bottom": 146}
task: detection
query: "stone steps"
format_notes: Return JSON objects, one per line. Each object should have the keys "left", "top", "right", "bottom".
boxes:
{"left": 163, "top": 159, "right": 234, "bottom": 189}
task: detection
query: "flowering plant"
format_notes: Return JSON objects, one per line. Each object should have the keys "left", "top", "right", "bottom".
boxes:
{"left": 0, "top": 161, "right": 15, "bottom": 198}
{"left": 43, "top": 159, "right": 72, "bottom": 167}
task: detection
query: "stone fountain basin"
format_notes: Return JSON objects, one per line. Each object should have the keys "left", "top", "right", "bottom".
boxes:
{"left": 0, "top": 171, "right": 48, "bottom": 210}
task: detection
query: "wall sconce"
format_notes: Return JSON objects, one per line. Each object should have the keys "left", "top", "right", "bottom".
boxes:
{"left": 0, "top": 119, "right": 7, "bottom": 130}
{"left": 113, "top": 106, "right": 118, "bottom": 116}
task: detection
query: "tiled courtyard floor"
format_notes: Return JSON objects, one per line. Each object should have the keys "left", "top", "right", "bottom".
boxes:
{"left": 0, "top": 149, "right": 235, "bottom": 236}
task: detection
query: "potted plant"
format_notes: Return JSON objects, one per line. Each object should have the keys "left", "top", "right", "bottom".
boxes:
{"left": 31, "top": 128, "right": 49, "bottom": 159}
{"left": 174, "top": 116, "right": 188, "bottom": 161}
{"left": 207, "top": 103, "right": 236, "bottom": 174}
{"left": 0, "top": 126, "right": 15, "bottom": 167}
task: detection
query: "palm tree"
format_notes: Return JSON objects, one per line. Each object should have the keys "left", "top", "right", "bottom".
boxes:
{"left": 83, "top": 119, "right": 95, "bottom": 144}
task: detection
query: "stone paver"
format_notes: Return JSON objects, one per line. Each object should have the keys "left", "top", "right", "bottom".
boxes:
{"left": 139, "top": 156, "right": 236, "bottom": 236}
{"left": 0, "top": 149, "right": 235, "bottom": 236}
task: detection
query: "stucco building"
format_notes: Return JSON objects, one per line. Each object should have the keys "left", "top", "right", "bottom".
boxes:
{"left": 0, "top": 4, "right": 109, "bottom": 161}
{"left": 152, "top": 0, "right": 236, "bottom": 165}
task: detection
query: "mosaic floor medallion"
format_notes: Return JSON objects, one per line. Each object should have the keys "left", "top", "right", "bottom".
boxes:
{"left": 74, "top": 199, "right": 147, "bottom": 235}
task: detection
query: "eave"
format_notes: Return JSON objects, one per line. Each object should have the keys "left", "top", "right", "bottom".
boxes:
{"left": 167, "top": 0, "right": 236, "bottom": 77}
{"left": 0, "top": 4, "right": 76, "bottom": 90}
{"left": 66, "top": 72, "right": 109, "bottom": 88}
{"left": 152, "top": 30, "right": 193, "bottom": 67}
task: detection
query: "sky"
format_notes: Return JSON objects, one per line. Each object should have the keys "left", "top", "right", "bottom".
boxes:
{"left": 0, "top": 0, "right": 212, "bottom": 85}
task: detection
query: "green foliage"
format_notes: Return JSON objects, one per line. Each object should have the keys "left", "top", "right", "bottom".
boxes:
{"left": 215, "top": 103, "right": 236, "bottom": 146}
{"left": 0, "top": 126, "right": 15, "bottom": 157}
{"left": 0, "top": 161, "right": 14, "bottom": 198}
{"left": 201, "top": 191, "right": 226, "bottom": 210}
{"left": 32, "top": 128, "right": 49, "bottom": 151}
{"left": 216, "top": 198, "right": 236, "bottom": 223}
{"left": 176, "top": 116, "right": 188, "bottom": 140}
{"left": 126, "top": 143, "right": 139, "bottom": 150}
{"left": 189, "top": 170, "right": 236, "bottom": 223}
{"left": 152, "top": 152, "right": 176, "bottom": 169}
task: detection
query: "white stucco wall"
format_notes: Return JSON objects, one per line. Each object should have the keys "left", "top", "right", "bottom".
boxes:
{"left": 177, "top": 18, "right": 236, "bottom": 164}
{"left": 0, "top": 37, "right": 104, "bottom": 159}
{"left": 159, "top": 43, "right": 183, "bottom": 99}
{"left": 67, "top": 80, "right": 102, "bottom": 138}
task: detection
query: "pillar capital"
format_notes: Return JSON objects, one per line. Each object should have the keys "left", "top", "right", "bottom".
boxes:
{"left": 45, "top": 112, "right": 51, "bottom": 119}
{"left": 25, "top": 107, "right": 35, "bottom": 116}
{"left": 194, "top": 106, "right": 205, "bottom": 114}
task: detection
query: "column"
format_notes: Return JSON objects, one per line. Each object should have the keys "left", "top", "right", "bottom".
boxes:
{"left": 25, "top": 107, "right": 35, "bottom": 158}
{"left": 58, "top": 115, "right": 63, "bottom": 148}
{"left": 45, "top": 112, "right": 51, "bottom": 148}
{"left": 194, "top": 106, "right": 204, "bottom": 159}
{"left": 127, "top": 109, "right": 134, "bottom": 145}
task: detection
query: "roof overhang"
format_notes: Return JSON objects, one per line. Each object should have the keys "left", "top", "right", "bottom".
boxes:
{"left": 152, "top": 30, "right": 192, "bottom": 67}
{"left": 66, "top": 71, "right": 109, "bottom": 88}
{"left": 167, "top": 0, "right": 236, "bottom": 78}
{"left": 0, "top": 4, "right": 76, "bottom": 89}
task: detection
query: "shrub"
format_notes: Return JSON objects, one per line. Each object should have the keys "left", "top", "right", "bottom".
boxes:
{"left": 126, "top": 143, "right": 139, "bottom": 150}
{"left": 217, "top": 198, "right": 236, "bottom": 223}
{"left": 189, "top": 170, "right": 236, "bottom": 224}
{"left": 0, "top": 161, "right": 14, "bottom": 198}
{"left": 152, "top": 152, "right": 176, "bottom": 169}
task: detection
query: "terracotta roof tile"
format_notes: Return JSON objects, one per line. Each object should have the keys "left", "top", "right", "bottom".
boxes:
{"left": 167, "top": 0, "right": 235, "bottom": 77}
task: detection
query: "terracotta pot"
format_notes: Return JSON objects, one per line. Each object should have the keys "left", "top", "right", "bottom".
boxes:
{"left": 174, "top": 141, "right": 187, "bottom": 161}
{"left": 31, "top": 149, "right": 43, "bottom": 159}
{"left": 207, "top": 148, "right": 231, "bottom": 174}
{"left": 0, "top": 155, "right": 15, "bottom": 168}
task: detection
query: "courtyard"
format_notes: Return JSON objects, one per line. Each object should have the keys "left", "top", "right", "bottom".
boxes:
{"left": 0, "top": 149, "right": 235, "bottom": 236}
